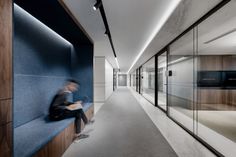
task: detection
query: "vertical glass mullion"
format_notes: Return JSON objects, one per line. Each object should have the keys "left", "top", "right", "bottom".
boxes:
{"left": 166, "top": 47, "right": 170, "bottom": 115}
{"left": 194, "top": 26, "right": 199, "bottom": 135}
{"left": 193, "top": 26, "right": 196, "bottom": 135}
{"left": 155, "top": 54, "right": 158, "bottom": 107}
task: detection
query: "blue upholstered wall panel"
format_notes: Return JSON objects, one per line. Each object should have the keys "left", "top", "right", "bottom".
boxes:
{"left": 14, "top": 76, "right": 69, "bottom": 127}
{"left": 14, "top": 6, "right": 72, "bottom": 128}
{"left": 14, "top": 5, "right": 93, "bottom": 128}
{"left": 14, "top": 5, "right": 71, "bottom": 76}
{"left": 71, "top": 45, "right": 94, "bottom": 103}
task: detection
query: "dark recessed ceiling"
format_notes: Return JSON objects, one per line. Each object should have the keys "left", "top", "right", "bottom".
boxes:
{"left": 14, "top": 0, "right": 92, "bottom": 45}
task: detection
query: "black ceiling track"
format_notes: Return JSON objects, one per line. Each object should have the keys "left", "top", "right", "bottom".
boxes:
{"left": 98, "top": 0, "right": 117, "bottom": 58}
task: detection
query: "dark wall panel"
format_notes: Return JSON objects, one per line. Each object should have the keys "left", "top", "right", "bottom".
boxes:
{"left": 118, "top": 74, "right": 127, "bottom": 86}
{"left": 71, "top": 45, "right": 93, "bottom": 102}
{"left": 0, "top": 0, "right": 13, "bottom": 157}
{"left": 0, "top": 0, "right": 12, "bottom": 100}
{"left": 0, "top": 123, "right": 12, "bottom": 157}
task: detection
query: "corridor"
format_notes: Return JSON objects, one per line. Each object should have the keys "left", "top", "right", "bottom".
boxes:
{"left": 2, "top": 1, "right": 236, "bottom": 156}
{"left": 63, "top": 88, "right": 177, "bottom": 157}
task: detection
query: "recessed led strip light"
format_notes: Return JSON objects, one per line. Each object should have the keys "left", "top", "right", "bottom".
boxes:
{"left": 127, "top": 0, "right": 181, "bottom": 74}
{"left": 115, "top": 57, "right": 120, "bottom": 69}
{"left": 14, "top": 4, "right": 72, "bottom": 46}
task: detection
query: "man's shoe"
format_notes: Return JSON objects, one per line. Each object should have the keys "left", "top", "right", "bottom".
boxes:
{"left": 76, "top": 134, "right": 89, "bottom": 140}
{"left": 89, "top": 119, "right": 95, "bottom": 124}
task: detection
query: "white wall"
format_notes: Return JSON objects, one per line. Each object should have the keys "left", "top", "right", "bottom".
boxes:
{"left": 94, "top": 57, "right": 105, "bottom": 102}
{"left": 94, "top": 57, "right": 114, "bottom": 102}
{"left": 105, "top": 59, "right": 113, "bottom": 99}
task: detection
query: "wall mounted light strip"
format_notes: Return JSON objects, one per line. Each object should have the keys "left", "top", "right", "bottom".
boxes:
{"left": 127, "top": 0, "right": 181, "bottom": 74}
{"left": 93, "top": 0, "right": 119, "bottom": 69}
{"left": 15, "top": 4, "right": 72, "bottom": 46}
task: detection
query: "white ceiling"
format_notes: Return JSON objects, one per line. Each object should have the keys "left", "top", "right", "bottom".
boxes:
{"left": 61, "top": 0, "right": 222, "bottom": 72}
{"left": 102, "top": 0, "right": 182, "bottom": 72}
{"left": 61, "top": 0, "right": 117, "bottom": 68}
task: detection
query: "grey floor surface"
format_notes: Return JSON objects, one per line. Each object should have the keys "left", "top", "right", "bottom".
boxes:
{"left": 63, "top": 88, "right": 177, "bottom": 157}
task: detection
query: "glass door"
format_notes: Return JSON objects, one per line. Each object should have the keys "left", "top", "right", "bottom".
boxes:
{"left": 141, "top": 57, "right": 155, "bottom": 104}
{"left": 157, "top": 51, "right": 168, "bottom": 111}
{"left": 167, "top": 29, "right": 195, "bottom": 132}
{"left": 136, "top": 69, "right": 139, "bottom": 92}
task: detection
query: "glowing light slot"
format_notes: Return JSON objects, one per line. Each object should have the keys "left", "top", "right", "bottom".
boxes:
{"left": 115, "top": 57, "right": 120, "bottom": 69}
{"left": 127, "top": 0, "right": 181, "bottom": 73}
{"left": 167, "top": 56, "right": 189, "bottom": 66}
{"left": 14, "top": 4, "right": 72, "bottom": 46}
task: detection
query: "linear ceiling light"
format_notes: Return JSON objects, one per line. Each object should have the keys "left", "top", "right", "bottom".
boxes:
{"left": 93, "top": 0, "right": 102, "bottom": 11}
{"left": 127, "top": 0, "right": 181, "bottom": 74}
{"left": 204, "top": 28, "right": 236, "bottom": 44}
{"left": 15, "top": 4, "right": 72, "bottom": 46}
{"left": 115, "top": 57, "right": 120, "bottom": 69}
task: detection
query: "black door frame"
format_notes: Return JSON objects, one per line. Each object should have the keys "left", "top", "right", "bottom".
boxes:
{"left": 136, "top": 69, "right": 138, "bottom": 92}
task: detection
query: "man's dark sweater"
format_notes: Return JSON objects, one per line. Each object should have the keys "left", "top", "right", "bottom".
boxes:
{"left": 49, "top": 89, "right": 72, "bottom": 120}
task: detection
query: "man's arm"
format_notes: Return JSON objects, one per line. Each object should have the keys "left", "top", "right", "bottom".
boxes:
{"left": 66, "top": 103, "right": 83, "bottom": 110}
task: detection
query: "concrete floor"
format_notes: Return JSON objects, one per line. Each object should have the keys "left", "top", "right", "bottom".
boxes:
{"left": 94, "top": 102, "right": 104, "bottom": 114}
{"left": 63, "top": 88, "right": 177, "bottom": 157}
{"left": 130, "top": 88, "right": 216, "bottom": 157}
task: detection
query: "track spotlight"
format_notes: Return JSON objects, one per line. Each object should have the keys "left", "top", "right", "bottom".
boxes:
{"left": 93, "top": 0, "right": 102, "bottom": 11}
{"left": 104, "top": 30, "right": 108, "bottom": 36}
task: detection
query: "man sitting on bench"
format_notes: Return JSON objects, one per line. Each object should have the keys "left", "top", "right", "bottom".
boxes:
{"left": 49, "top": 79, "right": 93, "bottom": 139}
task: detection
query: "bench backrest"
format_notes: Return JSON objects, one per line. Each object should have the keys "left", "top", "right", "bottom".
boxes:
{"left": 13, "top": 6, "right": 72, "bottom": 128}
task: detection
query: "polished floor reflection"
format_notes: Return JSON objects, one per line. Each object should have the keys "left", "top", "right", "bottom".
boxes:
{"left": 142, "top": 89, "right": 155, "bottom": 104}
{"left": 158, "top": 92, "right": 167, "bottom": 111}
{"left": 130, "top": 88, "right": 215, "bottom": 157}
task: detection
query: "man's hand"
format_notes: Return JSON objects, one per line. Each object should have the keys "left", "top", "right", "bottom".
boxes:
{"left": 66, "top": 103, "right": 82, "bottom": 110}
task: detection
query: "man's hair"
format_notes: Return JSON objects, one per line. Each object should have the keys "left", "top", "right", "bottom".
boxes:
{"left": 66, "top": 79, "right": 79, "bottom": 85}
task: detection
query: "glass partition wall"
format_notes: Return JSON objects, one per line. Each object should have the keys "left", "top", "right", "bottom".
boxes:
{"left": 141, "top": 57, "right": 155, "bottom": 104}
{"left": 167, "top": 1, "right": 236, "bottom": 156}
{"left": 196, "top": 1, "right": 236, "bottom": 156}
{"left": 168, "top": 30, "right": 195, "bottom": 132}
{"left": 158, "top": 52, "right": 167, "bottom": 111}
{"left": 130, "top": 1, "right": 236, "bottom": 155}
